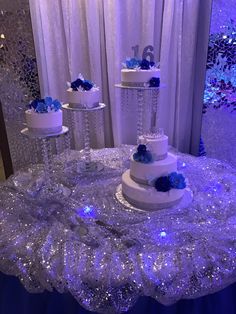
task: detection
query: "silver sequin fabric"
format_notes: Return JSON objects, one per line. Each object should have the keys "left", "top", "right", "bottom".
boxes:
{"left": 0, "top": 146, "right": 236, "bottom": 313}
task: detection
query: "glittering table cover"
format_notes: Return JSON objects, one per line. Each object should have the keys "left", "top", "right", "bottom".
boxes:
{"left": 0, "top": 146, "right": 236, "bottom": 314}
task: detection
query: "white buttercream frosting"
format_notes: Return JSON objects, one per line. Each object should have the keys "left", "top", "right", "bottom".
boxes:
{"left": 122, "top": 170, "right": 185, "bottom": 210}
{"left": 121, "top": 68, "right": 160, "bottom": 86}
{"left": 139, "top": 133, "right": 168, "bottom": 159}
{"left": 130, "top": 153, "right": 177, "bottom": 184}
{"left": 25, "top": 109, "right": 63, "bottom": 135}
{"left": 67, "top": 89, "right": 100, "bottom": 109}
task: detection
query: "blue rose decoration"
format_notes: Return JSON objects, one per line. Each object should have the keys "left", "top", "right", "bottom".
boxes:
{"left": 29, "top": 99, "right": 43, "bottom": 110}
{"left": 51, "top": 99, "right": 61, "bottom": 111}
{"left": 125, "top": 58, "right": 140, "bottom": 69}
{"left": 71, "top": 78, "right": 83, "bottom": 91}
{"left": 35, "top": 101, "right": 48, "bottom": 113}
{"left": 44, "top": 96, "right": 53, "bottom": 107}
{"left": 28, "top": 97, "right": 61, "bottom": 113}
{"left": 81, "top": 80, "right": 93, "bottom": 91}
{"left": 168, "top": 172, "right": 186, "bottom": 189}
{"left": 154, "top": 176, "right": 171, "bottom": 192}
{"left": 137, "top": 144, "right": 147, "bottom": 153}
{"left": 133, "top": 144, "right": 153, "bottom": 164}
{"left": 140, "top": 59, "right": 150, "bottom": 70}
{"left": 149, "top": 77, "right": 160, "bottom": 87}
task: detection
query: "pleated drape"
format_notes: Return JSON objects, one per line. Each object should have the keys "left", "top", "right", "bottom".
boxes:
{"left": 29, "top": 0, "right": 212, "bottom": 152}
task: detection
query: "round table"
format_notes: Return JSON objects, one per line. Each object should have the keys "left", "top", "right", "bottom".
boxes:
{"left": 0, "top": 146, "right": 236, "bottom": 313}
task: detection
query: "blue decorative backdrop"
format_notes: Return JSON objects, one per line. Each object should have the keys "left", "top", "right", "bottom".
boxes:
{"left": 201, "top": 0, "right": 236, "bottom": 166}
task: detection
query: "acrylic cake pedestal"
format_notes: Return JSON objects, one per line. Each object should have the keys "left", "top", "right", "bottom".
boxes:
{"left": 62, "top": 103, "right": 106, "bottom": 173}
{"left": 21, "top": 126, "right": 71, "bottom": 198}
{"left": 115, "top": 84, "right": 159, "bottom": 143}
{"left": 115, "top": 184, "right": 193, "bottom": 212}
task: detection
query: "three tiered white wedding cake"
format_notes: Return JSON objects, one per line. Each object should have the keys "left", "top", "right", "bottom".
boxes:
{"left": 121, "top": 131, "right": 186, "bottom": 210}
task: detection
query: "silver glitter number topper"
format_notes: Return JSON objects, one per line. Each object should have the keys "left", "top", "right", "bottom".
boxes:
{"left": 131, "top": 45, "right": 154, "bottom": 62}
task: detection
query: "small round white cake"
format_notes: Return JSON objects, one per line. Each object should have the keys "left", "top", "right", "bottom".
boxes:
{"left": 67, "top": 88, "right": 100, "bottom": 109}
{"left": 25, "top": 110, "right": 62, "bottom": 135}
{"left": 121, "top": 68, "right": 160, "bottom": 87}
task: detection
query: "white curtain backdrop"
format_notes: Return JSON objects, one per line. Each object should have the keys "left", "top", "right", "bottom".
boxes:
{"left": 29, "top": 0, "right": 212, "bottom": 154}
{"left": 159, "top": 0, "right": 212, "bottom": 154}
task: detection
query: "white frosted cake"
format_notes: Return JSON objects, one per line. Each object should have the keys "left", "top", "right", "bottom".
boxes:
{"left": 121, "top": 132, "right": 186, "bottom": 210}
{"left": 67, "top": 74, "right": 100, "bottom": 109}
{"left": 121, "top": 58, "right": 160, "bottom": 87}
{"left": 25, "top": 97, "right": 62, "bottom": 135}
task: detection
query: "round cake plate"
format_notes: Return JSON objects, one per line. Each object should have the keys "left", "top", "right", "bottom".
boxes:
{"left": 62, "top": 103, "right": 106, "bottom": 112}
{"left": 77, "top": 160, "right": 104, "bottom": 173}
{"left": 115, "top": 184, "right": 193, "bottom": 213}
{"left": 115, "top": 84, "right": 160, "bottom": 90}
{"left": 21, "top": 126, "right": 69, "bottom": 139}
{"left": 115, "top": 84, "right": 167, "bottom": 90}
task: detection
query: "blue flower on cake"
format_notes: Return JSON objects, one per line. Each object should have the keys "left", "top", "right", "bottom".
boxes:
{"left": 28, "top": 97, "right": 62, "bottom": 113}
{"left": 140, "top": 59, "right": 151, "bottom": 70}
{"left": 35, "top": 101, "right": 48, "bottom": 113}
{"left": 154, "top": 176, "right": 172, "bottom": 192}
{"left": 133, "top": 144, "right": 153, "bottom": 164}
{"left": 124, "top": 58, "right": 141, "bottom": 69}
{"left": 71, "top": 78, "right": 83, "bottom": 91}
{"left": 154, "top": 172, "right": 186, "bottom": 192}
{"left": 45, "top": 97, "right": 62, "bottom": 112}
{"left": 149, "top": 77, "right": 160, "bottom": 87}
{"left": 137, "top": 144, "right": 147, "bottom": 154}
{"left": 81, "top": 80, "right": 93, "bottom": 91}
{"left": 67, "top": 74, "right": 99, "bottom": 92}
{"left": 51, "top": 99, "right": 62, "bottom": 111}
{"left": 29, "top": 98, "right": 43, "bottom": 110}
{"left": 168, "top": 172, "right": 186, "bottom": 189}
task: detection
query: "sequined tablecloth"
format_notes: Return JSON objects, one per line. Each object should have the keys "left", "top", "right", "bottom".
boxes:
{"left": 0, "top": 146, "right": 236, "bottom": 314}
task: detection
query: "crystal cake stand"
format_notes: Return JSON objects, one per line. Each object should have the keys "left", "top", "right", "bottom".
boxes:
{"left": 21, "top": 126, "right": 71, "bottom": 198}
{"left": 115, "top": 84, "right": 159, "bottom": 143}
{"left": 63, "top": 103, "right": 106, "bottom": 172}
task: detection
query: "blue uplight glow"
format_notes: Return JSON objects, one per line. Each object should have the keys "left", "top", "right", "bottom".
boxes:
{"left": 83, "top": 206, "right": 93, "bottom": 214}
{"left": 160, "top": 231, "right": 167, "bottom": 238}
{"left": 76, "top": 205, "right": 97, "bottom": 218}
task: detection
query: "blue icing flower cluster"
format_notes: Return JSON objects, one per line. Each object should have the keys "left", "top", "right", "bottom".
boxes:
{"left": 133, "top": 144, "right": 153, "bottom": 164}
{"left": 29, "top": 97, "right": 61, "bottom": 113}
{"left": 149, "top": 77, "right": 160, "bottom": 87}
{"left": 125, "top": 58, "right": 140, "bottom": 69}
{"left": 125, "top": 58, "right": 156, "bottom": 70}
{"left": 71, "top": 77, "right": 94, "bottom": 91}
{"left": 140, "top": 59, "right": 155, "bottom": 70}
{"left": 154, "top": 172, "right": 186, "bottom": 192}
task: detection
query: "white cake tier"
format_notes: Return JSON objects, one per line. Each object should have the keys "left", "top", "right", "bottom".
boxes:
{"left": 25, "top": 110, "right": 62, "bottom": 135}
{"left": 139, "top": 134, "right": 168, "bottom": 160}
{"left": 130, "top": 153, "right": 177, "bottom": 184}
{"left": 121, "top": 68, "right": 160, "bottom": 87}
{"left": 122, "top": 170, "right": 185, "bottom": 210}
{"left": 67, "top": 89, "right": 100, "bottom": 109}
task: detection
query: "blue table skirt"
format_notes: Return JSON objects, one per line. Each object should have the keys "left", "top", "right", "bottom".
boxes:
{"left": 1, "top": 272, "right": 236, "bottom": 314}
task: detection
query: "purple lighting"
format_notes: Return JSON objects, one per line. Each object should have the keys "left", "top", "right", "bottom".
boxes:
{"left": 76, "top": 205, "right": 96, "bottom": 218}
{"left": 160, "top": 231, "right": 167, "bottom": 238}
{"left": 83, "top": 206, "right": 93, "bottom": 214}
